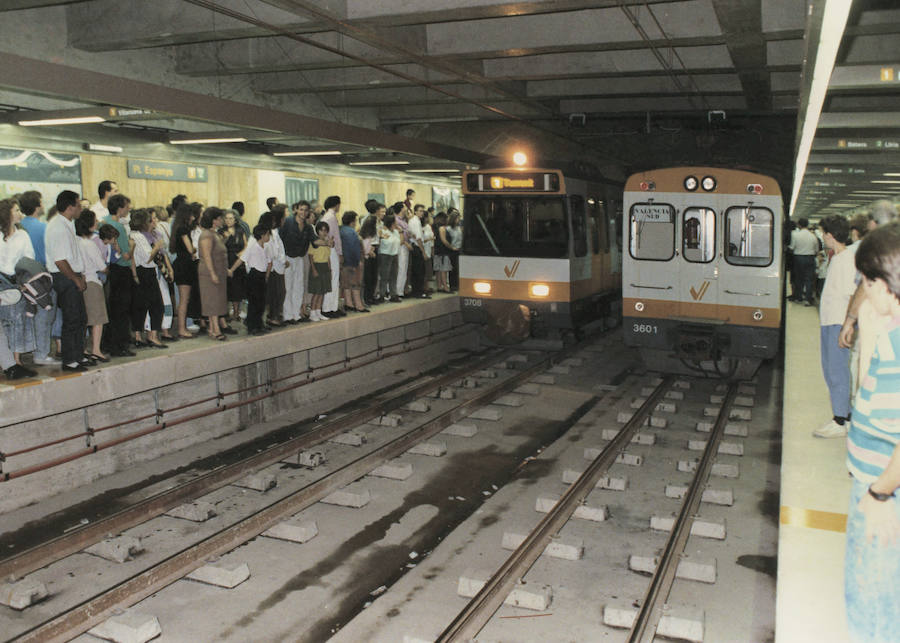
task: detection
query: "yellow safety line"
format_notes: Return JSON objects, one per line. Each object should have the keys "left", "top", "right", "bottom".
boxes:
{"left": 780, "top": 506, "right": 847, "bottom": 533}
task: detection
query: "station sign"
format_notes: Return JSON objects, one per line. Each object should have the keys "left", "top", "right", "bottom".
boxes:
{"left": 127, "top": 159, "right": 208, "bottom": 182}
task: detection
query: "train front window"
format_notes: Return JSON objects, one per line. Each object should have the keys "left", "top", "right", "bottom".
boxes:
{"left": 462, "top": 196, "right": 568, "bottom": 258}
{"left": 629, "top": 202, "right": 675, "bottom": 261}
{"left": 724, "top": 206, "right": 774, "bottom": 267}
{"left": 682, "top": 207, "right": 716, "bottom": 263}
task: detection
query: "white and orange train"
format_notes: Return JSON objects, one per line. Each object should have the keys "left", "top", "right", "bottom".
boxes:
{"left": 622, "top": 167, "right": 785, "bottom": 378}
{"left": 458, "top": 157, "right": 622, "bottom": 341}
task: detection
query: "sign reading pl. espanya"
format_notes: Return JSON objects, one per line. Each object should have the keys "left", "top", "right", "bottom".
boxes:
{"left": 127, "top": 160, "right": 208, "bottom": 182}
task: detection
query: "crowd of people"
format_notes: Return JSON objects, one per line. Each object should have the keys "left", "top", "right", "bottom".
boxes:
{"left": 788, "top": 200, "right": 900, "bottom": 643}
{"left": 0, "top": 182, "right": 463, "bottom": 378}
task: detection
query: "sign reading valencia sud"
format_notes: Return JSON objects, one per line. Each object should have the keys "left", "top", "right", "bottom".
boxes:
{"left": 127, "top": 159, "right": 208, "bottom": 183}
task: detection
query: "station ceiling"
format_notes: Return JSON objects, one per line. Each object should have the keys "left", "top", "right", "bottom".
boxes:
{"left": 0, "top": 0, "right": 896, "bottom": 218}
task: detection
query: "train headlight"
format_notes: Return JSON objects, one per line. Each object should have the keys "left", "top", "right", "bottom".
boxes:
{"left": 753, "top": 309, "right": 764, "bottom": 321}
{"left": 684, "top": 175, "right": 699, "bottom": 191}
{"left": 512, "top": 151, "right": 528, "bottom": 166}
{"left": 701, "top": 175, "right": 717, "bottom": 191}
{"left": 530, "top": 283, "right": 550, "bottom": 297}
{"left": 473, "top": 281, "right": 492, "bottom": 295}
{"left": 635, "top": 301, "right": 645, "bottom": 312}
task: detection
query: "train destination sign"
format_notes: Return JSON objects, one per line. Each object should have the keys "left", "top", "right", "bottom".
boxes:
{"left": 632, "top": 203, "right": 673, "bottom": 222}
{"left": 467, "top": 171, "right": 561, "bottom": 193}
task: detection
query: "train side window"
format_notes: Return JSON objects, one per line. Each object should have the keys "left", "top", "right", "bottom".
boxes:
{"left": 682, "top": 207, "right": 716, "bottom": 263}
{"left": 589, "top": 198, "right": 606, "bottom": 254}
{"left": 724, "top": 206, "right": 774, "bottom": 267}
{"left": 629, "top": 202, "right": 675, "bottom": 261}
{"left": 570, "top": 195, "right": 588, "bottom": 257}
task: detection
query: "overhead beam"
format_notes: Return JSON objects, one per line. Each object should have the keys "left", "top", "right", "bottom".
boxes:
{"left": 817, "top": 112, "right": 900, "bottom": 129}
{"left": 0, "top": 50, "right": 489, "bottom": 165}
{"left": 710, "top": 0, "right": 771, "bottom": 110}
{"left": 829, "top": 63, "right": 900, "bottom": 90}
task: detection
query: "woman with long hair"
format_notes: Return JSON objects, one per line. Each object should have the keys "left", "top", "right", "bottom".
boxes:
{"left": 169, "top": 202, "right": 198, "bottom": 338}
{"left": 0, "top": 198, "right": 36, "bottom": 375}
{"left": 220, "top": 209, "right": 247, "bottom": 321}
{"left": 129, "top": 209, "right": 167, "bottom": 349}
{"left": 433, "top": 211, "right": 451, "bottom": 292}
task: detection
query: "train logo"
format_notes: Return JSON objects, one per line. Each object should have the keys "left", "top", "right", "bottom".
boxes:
{"left": 503, "top": 260, "right": 521, "bottom": 279}
{"left": 689, "top": 280, "right": 711, "bottom": 301}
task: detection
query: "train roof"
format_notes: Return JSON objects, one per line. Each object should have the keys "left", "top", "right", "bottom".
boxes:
{"left": 624, "top": 167, "right": 783, "bottom": 196}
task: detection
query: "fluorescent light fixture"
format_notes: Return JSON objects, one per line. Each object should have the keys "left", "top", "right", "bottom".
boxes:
{"left": 272, "top": 150, "right": 341, "bottom": 157}
{"left": 348, "top": 160, "right": 410, "bottom": 166}
{"left": 788, "top": 0, "right": 852, "bottom": 215}
{"left": 870, "top": 180, "right": 900, "bottom": 184}
{"left": 170, "top": 136, "right": 247, "bottom": 145}
{"left": 884, "top": 173, "right": 900, "bottom": 177}
{"left": 83, "top": 143, "right": 123, "bottom": 153}
{"left": 407, "top": 169, "right": 460, "bottom": 173}
{"left": 19, "top": 115, "right": 105, "bottom": 126}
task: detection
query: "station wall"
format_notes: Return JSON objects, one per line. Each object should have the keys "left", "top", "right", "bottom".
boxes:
{"left": 79, "top": 152, "right": 456, "bottom": 228}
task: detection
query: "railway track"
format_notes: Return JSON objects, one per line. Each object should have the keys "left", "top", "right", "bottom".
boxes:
{"left": 2, "top": 333, "right": 776, "bottom": 643}
{"left": 3, "top": 337, "right": 610, "bottom": 643}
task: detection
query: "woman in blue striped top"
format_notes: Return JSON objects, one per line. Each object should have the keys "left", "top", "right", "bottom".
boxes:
{"left": 844, "top": 222, "right": 900, "bottom": 643}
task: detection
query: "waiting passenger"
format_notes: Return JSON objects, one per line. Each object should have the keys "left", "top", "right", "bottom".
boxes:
{"left": 103, "top": 194, "right": 135, "bottom": 356}
{"left": 129, "top": 209, "right": 167, "bottom": 349}
{"left": 813, "top": 215, "right": 857, "bottom": 438}
{"left": 433, "top": 212, "right": 451, "bottom": 293}
{"left": 265, "top": 205, "right": 288, "bottom": 327}
{"left": 229, "top": 224, "right": 270, "bottom": 335}
{"left": 169, "top": 202, "right": 198, "bottom": 339}
{"left": 19, "top": 190, "right": 58, "bottom": 365}
{"left": 76, "top": 213, "right": 115, "bottom": 362}
{"left": 90, "top": 180, "right": 118, "bottom": 220}
{"left": 339, "top": 211, "right": 367, "bottom": 312}
{"left": 378, "top": 212, "right": 401, "bottom": 302}
{"left": 308, "top": 220, "right": 333, "bottom": 321}
{"left": 0, "top": 198, "right": 36, "bottom": 374}
{"left": 220, "top": 209, "right": 247, "bottom": 323}
{"left": 197, "top": 207, "right": 229, "bottom": 340}
{"left": 843, "top": 222, "right": 900, "bottom": 643}
{"left": 320, "top": 196, "right": 344, "bottom": 318}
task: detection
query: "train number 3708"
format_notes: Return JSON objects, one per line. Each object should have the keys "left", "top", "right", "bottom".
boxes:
{"left": 463, "top": 298, "right": 483, "bottom": 307}
{"left": 632, "top": 323, "right": 658, "bottom": 334}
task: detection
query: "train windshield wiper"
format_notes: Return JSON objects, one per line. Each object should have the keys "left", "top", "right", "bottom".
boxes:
{"left": 476, "top": 214, "right": 501, "bottom": 255}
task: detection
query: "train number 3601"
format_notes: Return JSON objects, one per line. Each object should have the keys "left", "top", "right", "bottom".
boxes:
{"left": 632, "top": 323, "right": 658, "bottom": 334}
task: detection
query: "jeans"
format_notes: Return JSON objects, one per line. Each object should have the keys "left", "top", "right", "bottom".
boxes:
{"left": 0, "top": 320, "right": 14, "bottom": 369}
{"left": 33, "top": 288, "right": 57, "bottom": 359}
{"left": 793, "top": 254, "right": 816, "bottom": 302}
{"left": 845, "top": 477, "right": 900, "bottom": 643}
{"left": 821, "top": 324, "right": 851, "bottom": 419}
{"left": 52, "top": 272, "right": 86, "bottom": 365}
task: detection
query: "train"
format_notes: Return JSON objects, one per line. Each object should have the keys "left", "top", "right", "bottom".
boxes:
{"left": 458, "top": 155, "right": 622, "bottom": 342}
{"left": 622, "top": 166, "right": 784, "bottom": 378}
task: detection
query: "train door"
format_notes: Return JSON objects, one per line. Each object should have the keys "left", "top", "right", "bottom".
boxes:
{"left": 678, "top": 206, "right": 718, "bottom": 318}
{"left": 569, "top": 194, "right": 591, "bottom": 291}
{"left": 716, "top": 203, "right": 779, "bottom": 315}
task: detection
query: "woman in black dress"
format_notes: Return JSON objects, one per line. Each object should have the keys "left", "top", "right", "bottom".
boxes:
{"left": 220, "top": 209, "right": 247, "bottom": 321}
{"left": 169, "top": 202, "right": 199, "bottom": 338}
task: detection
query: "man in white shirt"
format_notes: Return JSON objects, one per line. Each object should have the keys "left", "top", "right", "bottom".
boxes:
{"left": 813, "top": 215, "right": 858, "bottom": 438}
{"left": 320, "top": 195, "right": 345, "bottom": 317}
{"left": 45, "top": 190, "right": 89, "bottom": 372}
{"left": 407, "top": 204, "right": 430, "bottom": 299}
{"left": 90, "top": 180, "right": 118, "bottom": 220}
{"left": 788, "top": 217, "right": 820, "bottom": 305}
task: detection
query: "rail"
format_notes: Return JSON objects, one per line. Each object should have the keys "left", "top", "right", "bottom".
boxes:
{"left": 437, "top": 375, "right": 674, "bottom": 642}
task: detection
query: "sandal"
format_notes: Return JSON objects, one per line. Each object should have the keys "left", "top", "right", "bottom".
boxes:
{"left": 210, "top": 334, "right": 227, "bottom": 341}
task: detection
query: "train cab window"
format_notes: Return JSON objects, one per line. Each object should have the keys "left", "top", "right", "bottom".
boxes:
{"left": 462, "top": 196, "right": 568, "bottom": 258}
{"left": 628, "top": 202, "right": 675, "bottom": 261}
{"left": 682, "top": 207, "right": 715, "bottom": 263}
{"left": 724, "top": 206, "right": 774, "bottom": 267}
{"left": 570, "top": 195, "right": 588, "bottom": 257}
{"left": 589, "top": 198, "right": 607, "bottom": 254}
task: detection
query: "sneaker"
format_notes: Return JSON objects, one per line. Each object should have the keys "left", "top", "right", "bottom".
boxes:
{"left": 33, "top": 355, "right": 61, "bottom": 365}
{"left": 4, "top": 364, "right": 32, "bottom": 380}
{"left": 813, "top": 420, "right": 848, "bottom": 439}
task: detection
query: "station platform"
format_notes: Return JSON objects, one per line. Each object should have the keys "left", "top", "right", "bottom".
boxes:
{"left": 0, "top": 294, "right": 477, "bottom": 516}
{"left": 776, "top": 300, "right": 852, "bottom": 643}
